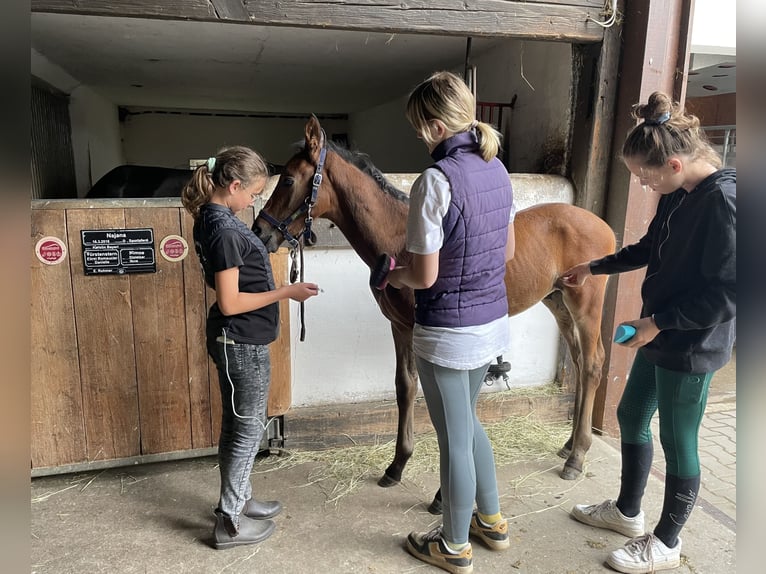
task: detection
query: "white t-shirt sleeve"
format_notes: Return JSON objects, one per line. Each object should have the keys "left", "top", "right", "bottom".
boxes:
{"left": 406, "top": 168, "right": 451, "bottom": 255}
{"left": 509, "top": 199, "right": 517, "bottom": 223}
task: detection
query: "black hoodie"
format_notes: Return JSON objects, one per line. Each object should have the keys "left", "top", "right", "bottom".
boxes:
{"left": 590, "top": 168, "right": 736, "bottom": 373}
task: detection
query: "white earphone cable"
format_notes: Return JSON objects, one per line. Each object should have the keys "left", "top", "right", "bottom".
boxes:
{"left": 221, "top": 328, "right": 276, "bottom": 432}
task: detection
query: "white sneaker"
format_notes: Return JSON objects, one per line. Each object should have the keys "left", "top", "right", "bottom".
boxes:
{"left": 607, "top": 533, "right": 681, "bottom": 573}
{"left": 571, "top": 499, "right": 645, "bottom": 538}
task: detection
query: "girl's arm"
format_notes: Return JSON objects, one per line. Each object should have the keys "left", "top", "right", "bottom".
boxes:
{"left": 215, "top": 267, "right": 318, "bottom": 316}
{"left": 506, "top": 223, "right": 515, "bottom": 262}
{"left": 388, "top": 252, "right": 439, "bottom": 290}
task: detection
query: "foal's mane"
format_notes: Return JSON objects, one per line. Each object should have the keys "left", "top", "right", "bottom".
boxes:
{"left": 325, "top": 141, "right": 410, "bottom": 203}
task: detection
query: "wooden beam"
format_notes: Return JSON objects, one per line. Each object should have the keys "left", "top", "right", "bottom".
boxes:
{"left": 31, "top": 0, "right": 214, "bottom": 19}
{"left": 32, "top": 0, "right": 606, "bottom": 42}
{"left": 210, "top": 0, "right": 249, "bottom": 21}
{"left": 569, "top": 9, "right": 622, "bottom": 217}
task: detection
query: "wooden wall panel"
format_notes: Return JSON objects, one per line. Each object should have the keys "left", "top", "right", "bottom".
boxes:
{"left": 31, "top": 209, "right": 87, "bottom": 467}
{"left": 126, "top": 208, "right": 191, "bottom": 455}
{"left": 686, "top": 93, "right": 736, "bottom": 127}
{"left": 66, "top": 209, "right": 141, "bottom": 461}
{"left": 181, "top": 209, "right": 214, "bottom": 449}
{"left": 207, "top": 280, "right": 223, "bottom": 443}
{"left": 32, "top": 201, "right": 301, "bottom": 470}
{"left": 268, "top": 249, "right": 291, "bottom": 416}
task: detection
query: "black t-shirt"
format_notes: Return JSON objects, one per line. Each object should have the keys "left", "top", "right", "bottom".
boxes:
{"left": 193, "top": 203, "right": 279, "bottom": 346}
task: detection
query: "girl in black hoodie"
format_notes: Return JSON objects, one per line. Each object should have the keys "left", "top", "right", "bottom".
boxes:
{"left": 563, "top": 92, "right": 736, "bottom": 574}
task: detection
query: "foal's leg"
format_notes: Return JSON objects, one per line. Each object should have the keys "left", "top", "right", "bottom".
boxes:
{"left": 559, "top": 277, "right": 607, "bottom": 480}
{"left": 379, "top": 322, "right": 418, "bottom": 486}
{"left": 541, "top": 292, "right": 581, "bottom": 461}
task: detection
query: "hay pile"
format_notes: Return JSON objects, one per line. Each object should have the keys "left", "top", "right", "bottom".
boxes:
{"left": 255, "top": 405, "right": 571, "bottom": 504}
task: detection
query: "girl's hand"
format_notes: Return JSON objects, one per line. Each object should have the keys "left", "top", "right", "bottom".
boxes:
{"left": 287, "top": 282, "right": 320, "bottom": 302}
{"left": 618, "top": 316, "right": 661, "bottom": 348}
{"left": 561, "top": 262, "right": 592, "bottom": 286}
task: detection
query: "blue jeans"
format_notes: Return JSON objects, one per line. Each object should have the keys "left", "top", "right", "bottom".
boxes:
{"left": 209, "top": 339, "right": 271, "bottom": 528}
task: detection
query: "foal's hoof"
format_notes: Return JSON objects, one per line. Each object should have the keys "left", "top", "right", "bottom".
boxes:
{"left": 427, "top": 495, "right": 443, "bottom": 515}
{"left": 559, "top": 465, "right": 582, "bottom": 481}
{"left": 377, "top": 473, "right": 400, "bottom": 488}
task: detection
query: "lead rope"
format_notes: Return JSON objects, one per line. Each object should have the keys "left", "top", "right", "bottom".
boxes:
{"left": 299, "top": 240, "right": 307, "bottom": 341}
{"left": 288, "top": 242, "right": 308, "bottom": 342}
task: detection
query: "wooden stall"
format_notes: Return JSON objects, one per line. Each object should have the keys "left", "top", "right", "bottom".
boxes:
{"left": 31, "top": 199, "right": 291, "bottom": 475}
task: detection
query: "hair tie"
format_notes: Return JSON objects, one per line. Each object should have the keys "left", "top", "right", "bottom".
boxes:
{"left": 645, "top": 111, "right": 670, "bottom": 126}
{"left": 206, "top": 157, "right": 216, "bottom": 172}
{"left": 470, "top": 120, "right": 479, "bottom": 129}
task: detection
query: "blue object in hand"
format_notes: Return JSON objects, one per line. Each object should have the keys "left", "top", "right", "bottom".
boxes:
{"left": 614, "top": 324, "right": 637, "bottom": 343}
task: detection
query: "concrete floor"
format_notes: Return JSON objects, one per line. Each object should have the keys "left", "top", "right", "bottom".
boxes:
{"left": 30, "top": 357, "right": 736, "bottom": 574}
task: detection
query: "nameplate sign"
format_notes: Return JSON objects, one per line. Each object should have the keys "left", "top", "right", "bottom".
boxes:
{"left": 81, "top": 228, "right": 156, "bottom": 275}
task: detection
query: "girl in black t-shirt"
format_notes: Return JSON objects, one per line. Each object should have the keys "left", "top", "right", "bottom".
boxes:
{"left": 182, "top": 146, "right": 319, "bottom": 549}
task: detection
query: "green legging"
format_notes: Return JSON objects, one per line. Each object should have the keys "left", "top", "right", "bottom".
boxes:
{"left": 617, "top": 350, "right": 713, "bottom": 478}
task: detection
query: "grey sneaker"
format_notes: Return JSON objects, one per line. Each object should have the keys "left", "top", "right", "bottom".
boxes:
{"left": 571, "top": 499, "right": 644, "bottom": 538}
{"left": 607, "top": 533, "right": 681, "bottom": 573}
{"left": 469, "top": 512, "right": 510, "bottom": 550}
{"left": 406, "top": 526, "right": 473, "bottom": 574}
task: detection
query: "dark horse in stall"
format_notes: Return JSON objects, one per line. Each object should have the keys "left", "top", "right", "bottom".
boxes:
{"left": 254, "top": 117, "right": 616, "bottom": 500}
{"left": 85, "top": 163, "right": 283, "bottom": 198}
{"left": 85, "top": 165, "right": 194, "bottom": 198}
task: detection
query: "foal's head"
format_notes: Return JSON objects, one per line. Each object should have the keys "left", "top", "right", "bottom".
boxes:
{"left": 253, "top": 116, "right": 332, "bottom": 252}
{"left": 254, "top": 116, "right": 408, "bottom": 253}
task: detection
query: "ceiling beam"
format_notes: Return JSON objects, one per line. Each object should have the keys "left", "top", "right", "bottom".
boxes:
{"left": 32, "top": 0, "right": 605, "bottom": 43}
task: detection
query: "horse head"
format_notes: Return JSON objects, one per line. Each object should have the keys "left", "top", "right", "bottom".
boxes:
{"left": 254, "top": 116, "right": 332, "bottom": 253}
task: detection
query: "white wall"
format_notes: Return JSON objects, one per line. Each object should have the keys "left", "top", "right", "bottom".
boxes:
{"left": 120, "top": 111, "right": 349, "bottom": 169}
{"left": 31, "top": 48, "right": 124, "bottom": 196}
{"left": 472, "top": 40, "right": 573, "bottom": 173}
{"left": 348, "top": 95, "right": 430, "bottom": 172}
{"left": 287, "top": 252, "right": 560, "bottom": 407}
{"left": 68, "top": 88, "right": 124, "bottom": 196}
{"left": 349, "top": 39, "right": 572, "bottom": 174}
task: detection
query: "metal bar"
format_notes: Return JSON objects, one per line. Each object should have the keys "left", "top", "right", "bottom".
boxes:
{"left": 722, "top": 128, "right": 731, "bottom": 165}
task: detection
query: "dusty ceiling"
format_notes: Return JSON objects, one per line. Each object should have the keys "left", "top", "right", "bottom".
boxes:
{"left": 686, "top": 60, "right": 737, "bottom": 99}
{"left": 31, "top": 12, "right": 734, "bottom": 113}
{"left": 31, "top": 12, "right": 504, "bottom": 114}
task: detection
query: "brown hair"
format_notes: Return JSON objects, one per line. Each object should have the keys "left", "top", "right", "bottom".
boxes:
{"left": 181, "top": 146, "right": 269, "bottom": 219}
{"left": 406, "top": 71, "right": 502, "bottom": 162}
{"left": 622, "top": 91, "right": 722, "bottom": 168}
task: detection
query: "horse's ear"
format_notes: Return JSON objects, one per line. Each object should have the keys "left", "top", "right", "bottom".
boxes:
{"left": 304, "top": 115, "right": 325, "bottom": 164}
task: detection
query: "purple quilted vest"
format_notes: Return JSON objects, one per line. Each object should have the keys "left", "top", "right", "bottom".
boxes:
{"left": 415, "top": 131, "right": 513, "bottom": 327}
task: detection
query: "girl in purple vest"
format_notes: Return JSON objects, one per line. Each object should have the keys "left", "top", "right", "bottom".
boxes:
{"left": 182, "top": 147, "right": 319, "bottom": 549}
{"left": 563, "top": 92, "right": 735, "bottom": 573}
{"left": 386, "top": 71, "right": 515, "bottom": 574}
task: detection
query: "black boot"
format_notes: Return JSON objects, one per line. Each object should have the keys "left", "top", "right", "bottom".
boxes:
{"left": 243, "top": 498, "right": 282, "bottom": 519}
{"left": 213, "top": 510, "right": 276, "bottom": 550}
